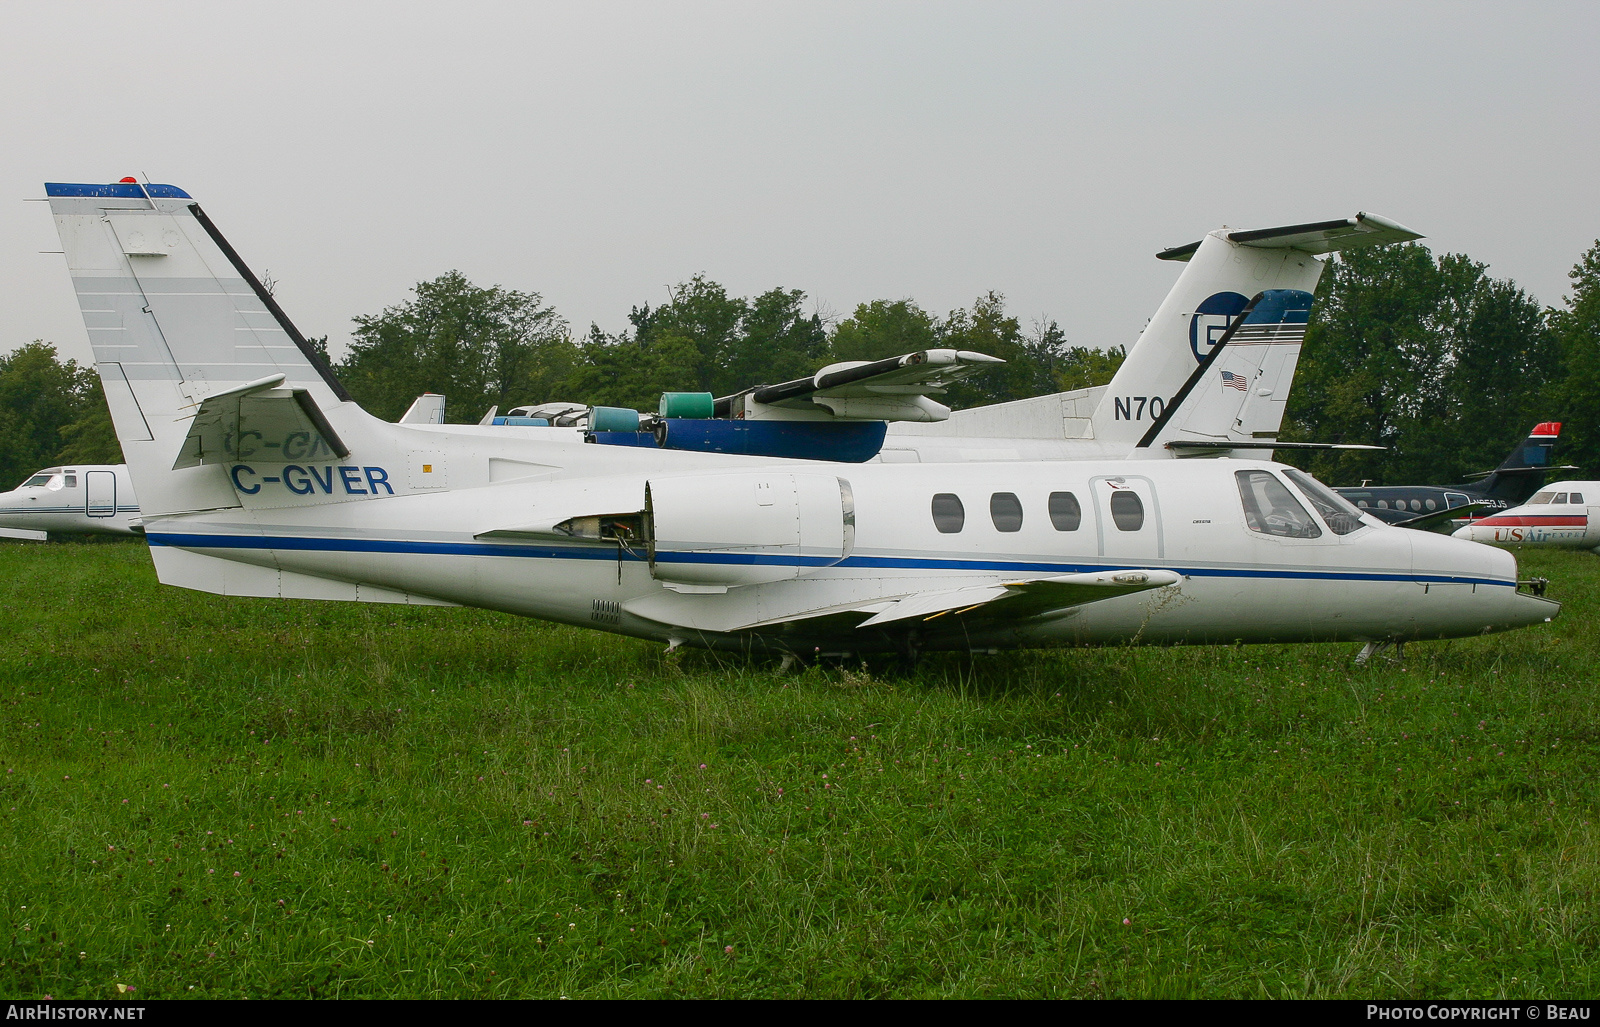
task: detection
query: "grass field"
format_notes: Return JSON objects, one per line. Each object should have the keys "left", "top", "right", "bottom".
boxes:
{"left": 0, "top": 540, "right": 1595, "bottom": 999}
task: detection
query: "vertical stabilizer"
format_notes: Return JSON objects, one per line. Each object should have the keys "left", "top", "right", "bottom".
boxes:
{"left": 47, "top": 181, "right": 356, "bottom": 517}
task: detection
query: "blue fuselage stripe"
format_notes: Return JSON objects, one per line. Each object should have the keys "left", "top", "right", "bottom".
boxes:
{"left": 144, "top": 531, "right": 1514, "bottom": 588}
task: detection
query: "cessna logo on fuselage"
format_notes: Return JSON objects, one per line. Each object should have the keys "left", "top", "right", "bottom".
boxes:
{"left": 230, "top": 465, "right": 394, "bottom": 497}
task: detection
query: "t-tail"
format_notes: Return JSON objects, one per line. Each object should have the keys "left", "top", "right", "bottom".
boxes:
{"left": 1088, "top": 213, "right": 1421, "bottom": 454}
{"left": 1467, "top": 422, "right": 1572, "bottom": 503}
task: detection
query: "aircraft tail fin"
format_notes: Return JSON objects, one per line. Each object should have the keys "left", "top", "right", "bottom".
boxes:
{"left": 1468, "top": 422, "right": 1568, "bottom": 502}
{"left": 46, "top": 180, "right": 385, "bottom": 518}
{"left": 1087, "top": 213, "right": 1421, "bottom": 451}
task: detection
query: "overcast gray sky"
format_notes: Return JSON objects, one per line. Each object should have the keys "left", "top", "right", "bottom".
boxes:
{"left": 3, "top": 1, "right": 1597, "bottom": 371}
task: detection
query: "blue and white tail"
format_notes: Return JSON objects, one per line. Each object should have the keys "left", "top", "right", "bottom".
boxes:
{"left": 46, "top": 181, "right": 376, "bottom": 518}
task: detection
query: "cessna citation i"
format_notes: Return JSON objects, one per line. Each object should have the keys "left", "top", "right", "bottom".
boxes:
{"left": 40, "top": 180, "right": 1559, "bottom": 658}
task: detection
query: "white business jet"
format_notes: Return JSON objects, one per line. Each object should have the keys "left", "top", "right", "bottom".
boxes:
{"left": 41, "top": 180, "right": 1557, "bottom": 658}
{"left": 0, "top": 464, "right": 139, "bottom": 539}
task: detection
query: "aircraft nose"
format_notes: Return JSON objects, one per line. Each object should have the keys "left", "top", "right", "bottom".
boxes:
{"left": 1409, "top": 528, "right": 1558, "bottom": 633}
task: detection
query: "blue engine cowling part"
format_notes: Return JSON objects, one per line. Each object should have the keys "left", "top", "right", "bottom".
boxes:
{"left": 654, "top": 419, "right": 887, "bottom": 462}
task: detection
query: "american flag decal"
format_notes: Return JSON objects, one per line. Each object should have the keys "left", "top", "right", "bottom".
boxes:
{"left": 1220, "top": 370, "right": 1250, "bottom": 391}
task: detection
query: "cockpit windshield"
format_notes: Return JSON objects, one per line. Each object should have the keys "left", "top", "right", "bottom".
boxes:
{"left": 1528, "top": 492, "right": 1555, "bottom": 504}
{"left": 1282, "top": 469, "right": 1366, "bottom": 535}
{"left": 21, "top": 474, "right": 50, "bottom": 488}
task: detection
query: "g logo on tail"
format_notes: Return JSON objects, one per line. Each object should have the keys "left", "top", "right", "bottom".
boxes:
{"left": 1190, "top": 292, "right": 1249, "bottom": 363}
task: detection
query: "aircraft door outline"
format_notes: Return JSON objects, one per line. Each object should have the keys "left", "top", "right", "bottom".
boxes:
{"left": 84, "top": 470, "right": 116, "bottom": 518}
{"left": 1090, "top": 475, "right": 1163, "bottom": 561}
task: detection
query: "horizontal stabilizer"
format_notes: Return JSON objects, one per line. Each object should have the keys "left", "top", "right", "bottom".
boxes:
{"left": 173, "top": 375, "right": 348, "bottom": 469}
{"left": 1157, "top": 212, "right": 1422, "bottom": 262}
{"left": 856, "top": 568, "right": 1182, "bottom": 628}
{"left": 1166, "top": 440, "right": 1385, "bottom": 454}
{"left": 0, "top": 527, "right": 48, "bottom": 542}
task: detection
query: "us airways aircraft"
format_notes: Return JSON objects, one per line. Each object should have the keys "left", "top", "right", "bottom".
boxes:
{"left": 1452, "top": 482, "right": 1600, "bottom": 551}
{"left": 41, "top": 180, "right": 1557, "bottom": 659}
{"left": 0, "top": 464, "right": 139, "bottom": 539}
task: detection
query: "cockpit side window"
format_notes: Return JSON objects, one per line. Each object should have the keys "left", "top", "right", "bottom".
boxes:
{"left": 1236, "top": 470, "right": 1322, "bottom": 539}
{"left": 1553, "top": 493, "right": 1569, "bottom": 504}
{"left": 62, "top": 475, "right": 77, "bottom": 488}
{"left": 1282, "top": 469, "right": 1364, "bottom": 535}
{"left": 1571, "top": 492, "right": 1585, "bottom": 504}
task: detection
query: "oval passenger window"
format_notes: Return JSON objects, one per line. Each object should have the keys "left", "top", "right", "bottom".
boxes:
{"left": 1109, "top": 490, "right": 1144, "bottom": 531}
{"left": 931, "top": 493, "right": 965, "bottom": 533}
{"left": 990, "top": 492, "right": 1023, "bottom": 532}
{"left": 1048, "top": 491, "right": 1081, "bottom": 531}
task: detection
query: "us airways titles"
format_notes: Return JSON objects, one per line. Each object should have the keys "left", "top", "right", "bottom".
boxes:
{"left": 229, "top": 464, "right": 394, "bottom": 497}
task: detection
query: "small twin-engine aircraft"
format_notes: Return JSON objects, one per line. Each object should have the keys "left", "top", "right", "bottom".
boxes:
{"left": 1336, "top": 423, "right": 1572, "bottom": 531}
{"left": 0, "top": 464, "right": 139, "bottom": 540}
{"left": 1452, "top": 482, "right": 1600, "bottom": 551}
{"left": 39, "top": 179, "right": 1559, "bottom": 659}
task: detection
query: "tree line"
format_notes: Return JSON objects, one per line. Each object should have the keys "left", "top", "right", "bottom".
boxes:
{"left": 6, "top": 236, "right": 1599, "bottom": 491}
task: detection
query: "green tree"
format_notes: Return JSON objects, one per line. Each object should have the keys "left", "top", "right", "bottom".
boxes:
{"left": 1550, "top": 240, "right": 1600, "bottom": 476}
{"left": 1283, "top": 244, "right": 1558, "bottom": 485}
{"left": 56, "top": 376, "right": 125, "bottom": 466}
{"left": 340, "top": 271, "right": 574, "bottom": 422}
{"left": 828, "top": 300, "right": 940, "bottom": 363}
{"left": 0, "top": 343, "right": 99, "bottom": 488}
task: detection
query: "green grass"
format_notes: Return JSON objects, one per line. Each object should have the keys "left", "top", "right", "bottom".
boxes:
{"left": 0, "top": 541, "right": 1596, "bottom": 998}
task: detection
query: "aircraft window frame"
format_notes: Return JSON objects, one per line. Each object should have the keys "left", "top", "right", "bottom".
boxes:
{"left": 44, "top": 475, "right": 64, "bottom": 492}
{"left": 931, "top": 493, "right": 965, "bottom": 534}
{"left": 1048, "top": 491, "right": 1082, "bottom": 531}
{"left": 1282, "top": 469, "right": 1364, "bottom": 536}
{"left": 989, "top": 492, "right": 1023, "bottom": 533}
{"left": 1109, "top": 490, "right": 1145, "bottom": 532}
{"left": 21, "top": 474, "right": 50, "bottom": 488}
{"left": 1236, "top": 470, "right": 1322, "bottom": 539}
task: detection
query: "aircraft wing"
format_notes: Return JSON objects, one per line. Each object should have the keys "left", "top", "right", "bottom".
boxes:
{"left": 727, "top": 349, "right": 1004, "bottom": 422}
{"left": 622, "top": 568, "right": 1180, "bottom": 634}
{"left": 172, "top": 374, "right": 348, "bottom": 469}
{"left": 1392, "top": 502, "right": 1487, "bottom": 533}
{"left": 855, "top": 568, "right": 1182, "bottom": 627}
{"left": 1156, "top": 212, "right": 1422, "bottom": 262}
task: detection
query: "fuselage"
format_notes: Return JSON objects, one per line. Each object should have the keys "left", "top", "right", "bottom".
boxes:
{"left": 151, "top": 449, "right": 1557, "bottom": 655}
{"left": 0, "top": 465, "right": 140, "bottom": 537}
{"left": 1452, "top": 481, "right": 1600, "bottom": 550}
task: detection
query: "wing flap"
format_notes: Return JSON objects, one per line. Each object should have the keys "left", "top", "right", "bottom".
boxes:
{"left": 856, "top": 568, "right": 1182, "bottom": 628}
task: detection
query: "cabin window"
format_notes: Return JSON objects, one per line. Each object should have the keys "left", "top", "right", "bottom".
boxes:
{"left": 1553, "top": 493, "right": 1569, "bottom": 504}
{"left": 1571, "top": 493, "right": 1585, "bottom": 503}
{"left": 931, "top": 493, "right": 965, "bottom": 533}
{"left": 1109, "top": 490, "right": 1145, "bottom": 532}
{"left": 1529, "top": 492, "right": 1555, "bottom": 504}
{"left": 1377, "top": 500, "right": 1389, "bottom": 509}
{"left": 1283, "top": 469, "right": 1363, "bottom": 535}
{"left": 1236, "top": 470, "right": 1322, "bottom": 539}
{"left": 1425, "top": 498, "right": 1436, "bottom": 511}
{"left": 1411, "top": 500, "right": 1423, "bottom": 512}
{"left": 1357, "top": 501, "right": 1369, "bottom": 508}
{"left": 1048, "top": 491, "right": 1082, "bottom": 531}
{"left": 21, "top": 474, "right": 50, "bottom": 488}
{"left": 989, "top": 493, "right": 1023, "bottom": 532}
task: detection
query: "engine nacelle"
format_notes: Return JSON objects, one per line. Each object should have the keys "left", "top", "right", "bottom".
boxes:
{"left": 648, "top": 472, "right": 855, "bottom": 587}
